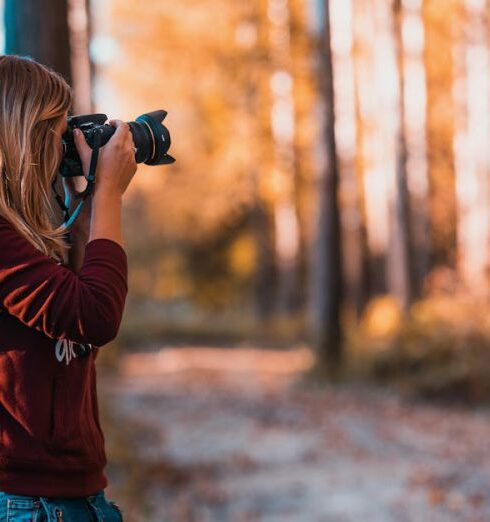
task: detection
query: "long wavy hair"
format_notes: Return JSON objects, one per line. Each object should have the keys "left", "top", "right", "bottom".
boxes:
{"left": 0, "top": 55, "right": 72, "bottom": 264}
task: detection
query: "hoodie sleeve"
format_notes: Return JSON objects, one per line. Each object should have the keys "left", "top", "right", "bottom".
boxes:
{"left": 0, "top": 218, "right": 128, "bottom": 347}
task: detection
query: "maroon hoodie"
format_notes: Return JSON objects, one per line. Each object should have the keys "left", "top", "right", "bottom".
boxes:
{"left": 0, "top": 215, "right": 128, "bottom": 497}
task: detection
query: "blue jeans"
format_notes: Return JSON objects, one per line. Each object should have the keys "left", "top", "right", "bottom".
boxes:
{"left": 0, "top": 489, "right": 123, "bottom": 521}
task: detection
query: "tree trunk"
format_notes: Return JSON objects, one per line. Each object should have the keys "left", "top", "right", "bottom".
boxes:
{"left": 5, "top": 0, "right": 72, "bottom": 84}
{"left": 398, "top": 0, "right": 430, "bottom": 298}
{"left": 311, "top": 0, "right": 343, "bottom": 371}
{"left": 252, "top": 200, "right": 278, "bottom": 320}
{"left": 390, "top": 0, "right": 415, "bottom": 311}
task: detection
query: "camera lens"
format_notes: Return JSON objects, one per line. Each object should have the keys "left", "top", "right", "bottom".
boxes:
{"left": 129, "top": 110, "right": 175, "bottom": 166}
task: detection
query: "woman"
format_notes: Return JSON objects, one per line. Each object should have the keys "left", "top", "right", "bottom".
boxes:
{"left": 0, "top": 54, "right": 136, "bottom": 520}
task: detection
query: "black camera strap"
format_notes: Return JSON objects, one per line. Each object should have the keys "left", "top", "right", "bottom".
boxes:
{"left": 53, "top": 129, "right": 102, "bottom": 233}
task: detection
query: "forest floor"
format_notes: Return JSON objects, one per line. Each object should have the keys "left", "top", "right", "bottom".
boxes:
{"left": 100, "top": 345, "right": 490, "bottom": 522}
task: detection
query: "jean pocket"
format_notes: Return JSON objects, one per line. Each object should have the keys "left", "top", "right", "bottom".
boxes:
{"left": 6, "top": 497, "right": 42, "bottom": 522}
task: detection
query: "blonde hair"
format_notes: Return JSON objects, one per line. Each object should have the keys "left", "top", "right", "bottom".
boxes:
{"left": 0, "top": 55, "right": 73, "bottom": 264}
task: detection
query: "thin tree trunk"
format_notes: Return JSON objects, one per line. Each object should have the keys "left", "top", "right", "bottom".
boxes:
{"left": 311, "top": 0, "right": 343, "bottom": 371}
{"left": 399, "top": 0, "right": 430, "bottom": 297}
{"left": 252, "top": 200, "right": 278, "bottom": 320}
{"left": 391, "top": 0, "right": 415, "bottom": 310}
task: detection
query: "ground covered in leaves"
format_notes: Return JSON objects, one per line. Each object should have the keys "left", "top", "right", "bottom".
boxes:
{"left": 99, "top": 346, "right": 490, "bottom": 521}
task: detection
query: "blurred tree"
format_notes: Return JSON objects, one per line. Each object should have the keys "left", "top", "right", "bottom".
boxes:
{"left": 290, "top": 0, "right": 318, "bottom": 314}
{"left": 5, "top": 0, "right": 92, "bottom": 115}
{"left": 391, "top": 0, "right": 415, "bottom": 310}
{"left": 423, "top": 0, "right": 457, "bottom": 271}
{"left": 264, "top": 0, "right": 302, "bottom": 315}
{"left": 352, "top": 0, "right": 390, "bottom": 297}
{"left": 5, "top": 0, "right": 72, "bottom": 83}
{"left": 311, "top": 0, "right": 343, "bottom": 371}
{"left": 68, "top": 0, "right": 93, "bottom": 113}
{"left": 453, "top": 0, "right": 490, "bottom": 295}
{"left": 251, "top": 0, "right": 281, "bottom": 320}
{"left": 330, "top": 0, "right": 369, "bottom": 319}
{"left": 397, "top": 0, "right": 430, "bottom": 298}
{"left": 4, "top": 0, "right": 81, "bottom": 226}
{"left": 348, "top": 0, "right": 373, "bottom": 317}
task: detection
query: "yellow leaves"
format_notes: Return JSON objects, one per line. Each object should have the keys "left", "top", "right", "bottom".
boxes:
{"left": 153, "top": 255, "right": 191, "bottom": 300}
{"left": 360, "top": 295, "right": 402, "bottom": 341}
{"left": 128, "top": 254, "right": 191, "bottom": 301}
{"left": 128, "top": 267, "right": 153, "bottom": 297}
{"left": 228, "top": 233, "right": 256, "bottom": 277}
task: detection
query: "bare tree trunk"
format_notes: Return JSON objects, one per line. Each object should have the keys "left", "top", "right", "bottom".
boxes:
{"left": 311, "top": 0, "right": 343, "bottom": 371}
{"left": 252, "top": 200, "right": 278, "bottom": 320}
{"left": 391, "top": 0, "right": 415, "bottom": 310}
{"left": 5, "top": 0, "right": 72, "bottom": 84}
{"left": 353, "top": 84, "right": 371, "bottom": 316}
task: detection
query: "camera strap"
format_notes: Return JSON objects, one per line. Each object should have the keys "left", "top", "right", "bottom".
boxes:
{"left": 53, "top": 130, "right": 102, "bottom": 232}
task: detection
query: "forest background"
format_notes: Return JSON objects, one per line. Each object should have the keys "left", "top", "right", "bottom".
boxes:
{"left": 6, "top": 0, "right": 490, "bottom": 410}
{"left": 4, "top": 0, "right": 490, "bottom": 400}
{"left": 5, "top": 0, "right": 490, "bottom": 520}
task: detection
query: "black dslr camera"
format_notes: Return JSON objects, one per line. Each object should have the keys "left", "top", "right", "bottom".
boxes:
{"left": 60, "top": 109, "right": 175, "bottom": 177}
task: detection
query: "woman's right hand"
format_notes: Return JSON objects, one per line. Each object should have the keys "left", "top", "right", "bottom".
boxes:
{"left": 73, "top": 119, "right": 137, "bottom": 197}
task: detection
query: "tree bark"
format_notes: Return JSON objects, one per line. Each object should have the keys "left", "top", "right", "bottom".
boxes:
{"left": 5, "top": 0, "right": 72, "bottom": 84}
{"left": 390, "top": 0, "right": 415, "bottom": 310}
{"left": 252, "top": 200, "right": 278, "bottom": 320}
{"left": 311, "top": 0, "right": 343, "bottom": 371}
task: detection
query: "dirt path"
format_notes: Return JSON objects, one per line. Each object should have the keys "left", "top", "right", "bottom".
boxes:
{"left": 101, "top": 346, "right": 490, "bottom": 521}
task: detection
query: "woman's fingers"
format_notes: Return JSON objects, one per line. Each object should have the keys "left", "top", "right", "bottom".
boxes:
{"left": 73, "top": 128, "right": 92, "bottom": 165}
{"left": 112, "top": 120, "right": 136, "bottom": 151}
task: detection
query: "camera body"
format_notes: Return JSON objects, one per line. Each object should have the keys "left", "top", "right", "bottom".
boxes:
{"left": 60, "top": 110, "right": 175, "bottom": 177}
